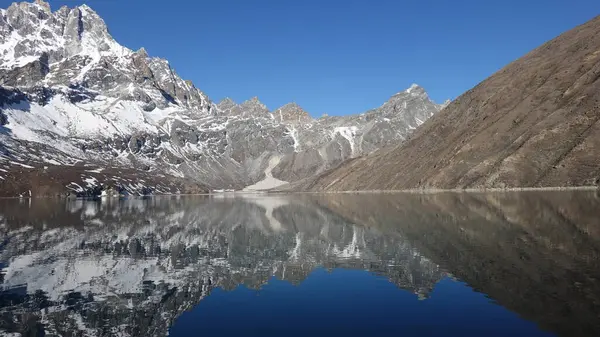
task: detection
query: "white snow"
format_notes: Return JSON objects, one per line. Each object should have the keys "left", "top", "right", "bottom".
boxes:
{"left": 0, "top": 1, "right": 131, "bottom": 72}
{"left": 332, "top": 126, "right": 359, "bottom": 157}
{"left": 287, "top": 126, "right": 300, "bottom": 152}
{"left": 43, "top": 158, "right": 63, "bottom": 165}
{"left": 1, "top": 95, "right": 182, "bottom": 145}
{"left": 9, "top": 161, "right": 34, "bottom": 168}
{"left": 0, "top": 55, "right": 40, "bottom": 69}
{"left": 73, "top": 56, "right": 98, "bottom": 82}
{"left": 83, "top": 176, "right": 98, "bottom": 188}
{"left": 406, "top": 83, "right": 420, "bottom": 95}
{"left": 66, "top": 182, "right": 83, "bottom": 192}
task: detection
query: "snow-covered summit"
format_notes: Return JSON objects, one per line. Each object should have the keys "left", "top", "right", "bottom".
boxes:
{"left": 0, "top": 0, "right": 129, "bottom": 67}
{"left": 0, "top": 0, "right": 211, "bottom": 112}
{"left": 389, "top": 83, "right": 427, "bottom": 98}
{"left": 406, "top": 83, "right": 421, "bottom": 93}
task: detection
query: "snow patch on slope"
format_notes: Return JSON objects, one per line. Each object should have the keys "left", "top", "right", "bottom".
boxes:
{"left": 286, "top": 126, "right": 300, "bottom": 152}
{"left": 1, "top": 95, "right": 186, "bottom": 142}
{"left": 332, "top": 126, "right": 359, "bottom": 157}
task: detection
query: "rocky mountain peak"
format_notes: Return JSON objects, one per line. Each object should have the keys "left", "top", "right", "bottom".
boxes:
{"left": 273, "top": 102, "right": 312, "bottom": 123}
{"left": 1, "top": 1, "right": 129, "bottom": 67}
{"left": 246, "top": 96, "right": 263, "bottom": 104}
{"left": 0, "top": 0, "right": 213, "bottom": 113}
{"left": 63, "top": 4, "right": 126, "bottom": 59}
{"left": 359, "top": 84, "right": 445, "bottom": 131}
{"left": 33, "top": 0, "right": 51, "bottom": 13}
{"left": 135, "top": 47, "right": 148, "bottom": 58}
{"left": 406, "top": 83, "right": 423, "bottom": 92}
{"left": 216, "top": 97, "right": 240, "bottom": 115}
{"left": 384, "top": 84, "right": 437, "bottom": 107}
{"left": 391, "top": 83, "right": 427, "bottom": 98}
{"left": 239, "top": 96, "right": 269, "bottom": 117}
{"left": 218, "top": 97, "right": 236, "bottom": 106}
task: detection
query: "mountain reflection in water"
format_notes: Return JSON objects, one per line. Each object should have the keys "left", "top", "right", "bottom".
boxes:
{"left": 0, "top": 191, "right": 599, "bottom": 337}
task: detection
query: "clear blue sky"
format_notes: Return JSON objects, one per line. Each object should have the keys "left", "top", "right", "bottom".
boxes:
{"left": 4, "top": 0, "right": 600, "bottom": 116}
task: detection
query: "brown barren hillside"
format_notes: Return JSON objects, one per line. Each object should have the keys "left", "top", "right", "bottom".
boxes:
{"left": 303, "top": 15, "right": 600, "bottom": 191}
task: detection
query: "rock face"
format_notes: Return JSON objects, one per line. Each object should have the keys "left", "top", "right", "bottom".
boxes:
{"left": 0, "top": 1, "right": 444, "bottom": 194}
{"left": 273, "top": 102, "right": 312, "bottom": 123}
{"left": 301, "top": 15, "right": 600, "bottom": 191}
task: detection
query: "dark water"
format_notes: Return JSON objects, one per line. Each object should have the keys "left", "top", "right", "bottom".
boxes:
{"left": 0, "top": 192, "right": 599, "bottom": 337}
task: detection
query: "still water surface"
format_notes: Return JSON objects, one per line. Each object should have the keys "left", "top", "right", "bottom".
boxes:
{"left": 0, "top": 191, "right": 599, "bottom": 336}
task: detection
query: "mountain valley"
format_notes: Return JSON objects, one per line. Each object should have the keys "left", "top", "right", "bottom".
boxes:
{"left": 0, "top": 0, "right": 444, "bottom": 197}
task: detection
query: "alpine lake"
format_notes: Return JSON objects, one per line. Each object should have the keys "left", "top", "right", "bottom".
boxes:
{"left": 1, "top": 191, "right": 599, "bottom": 337}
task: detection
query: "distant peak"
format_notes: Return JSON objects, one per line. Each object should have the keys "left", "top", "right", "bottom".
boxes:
{"left": 219, "top": 97, "right": 236, "bottom": 105}
{"left": 242, "top": 96, "right": 266, "bottom": 107}
{"left": 406, "top": 83, "right": 421, "bottom": 92}
{"left": 280, "top": 102, "right": 301, "bottom": 109}
{"left": 72, "top": 3, "right": 96, "bottom": 18}
{"left": 405, "top": 83, "right": 427, "bottom": 95}
{"left": 136, "top": 47, "right": 148, "bottom": 58}
{"left": 273, "top": 102, "right": 312, "bottom": 123}
{"left": 274, "top": 101, "right": 303, "bottom": 111}
{"left": 392, "top": 83, "right": 428, "bottom": 98}
{"left": 215, "top": 97, "right": 241, "bottom": 115}
{"left": 33, "top": 0, "right": 50, "bottom": 12}
{"left": 78, "top": 4, "right": 93, "bottom": 12}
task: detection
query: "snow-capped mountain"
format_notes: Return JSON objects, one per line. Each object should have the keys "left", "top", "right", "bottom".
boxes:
{"left": 0, "top": 195, "right": 444, "bottom": 336}
{"left": 0, "top": 0, "right": 446, "bottom": 196}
